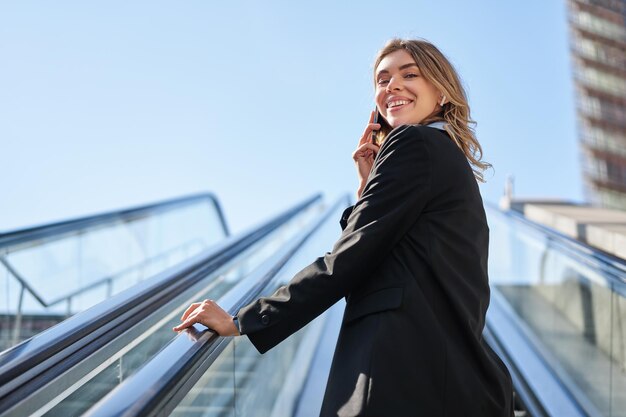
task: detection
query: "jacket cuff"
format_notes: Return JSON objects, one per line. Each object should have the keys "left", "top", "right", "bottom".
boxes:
{"left": 232, "top": 315, "right": 242, "bottom": 335}
{"left": 236, "top": 301, "right": 276, "bottom": 354}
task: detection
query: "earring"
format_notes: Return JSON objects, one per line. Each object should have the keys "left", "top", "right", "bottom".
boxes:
{"left": 440, "top": 95, "right": 447, "bottom": 106}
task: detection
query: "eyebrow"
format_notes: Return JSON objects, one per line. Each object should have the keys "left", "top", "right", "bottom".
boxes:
{"left": 376, "top": 63, "right": 419, "bottom": 78}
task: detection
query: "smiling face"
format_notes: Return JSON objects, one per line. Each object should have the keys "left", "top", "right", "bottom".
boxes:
{"left": 375, "top": 49, "right": 443, "bottom": 128}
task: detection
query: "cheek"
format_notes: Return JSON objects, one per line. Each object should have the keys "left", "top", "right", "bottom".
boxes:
{"left": 374, "top": 90, "right": 384, "bottom": 104}
{"left": 413, "top": 88, "right": 437, "bottom": 110}
{"left": 375, "top": 93, "right": 386, "bottom": 113}
{"left": 424, "top": 84, "right": 440, "bottom": 104}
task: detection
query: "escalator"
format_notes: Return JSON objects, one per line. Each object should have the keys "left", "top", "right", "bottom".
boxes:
{"left": 0, "top": 193, "right": 328, "bottom": 416}
{"left": 483, "top": 203, "right": 626, "bottom": 417}
{"left": 82, "top": 196, "right": 348, "bottom": 417}
{"left": 0, "top": 193, "right": 229, "bottom": 351}
{"left": 1, "top": 194, "right": 625, "bottom": 416}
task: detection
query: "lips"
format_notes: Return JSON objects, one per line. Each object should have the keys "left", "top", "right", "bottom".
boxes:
{"left": 385, "top": 96, "right": 414, "bottom": 113}
{"left": 387, "top": 100, "right": 413, "bottom": 113}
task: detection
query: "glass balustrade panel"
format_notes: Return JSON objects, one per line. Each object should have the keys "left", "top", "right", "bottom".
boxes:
{"left": 33, "top": 202, "right": 323, "bottom": 417}
{"left": 486, "top": 206, "right": 625, "bottom": 416}
{"left": 0, "top": 198, "right": 228, "bottom": 350}
{"left": 170, "top": 203, "right": 345, "bottom": 417}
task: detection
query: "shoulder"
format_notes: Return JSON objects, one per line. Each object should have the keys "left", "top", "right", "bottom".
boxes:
{"left": 406, "top": 125, "right": 467, "bottom": 161}
{"left": 376, "top": 124, "right": 456, "bottom": 167}
{"left": 382, "top": 124, "right": 452, "bottom": 145}
{"left": 377, "top": 125, "right": 424, "bottom": 160}
{"left": 375, "top": 125, "right": 427, "bottom": 167}
{"left": 379, "top": 125, "right": 473, "bottom": 184}
{"left": 380, "top": 124, "right": 460, "bottom": 158}
{"left": 381, "top": 124, "right": 421, "bottom": 147}
{"left": 370, "top": 126, "right": 430, "bottom": 183}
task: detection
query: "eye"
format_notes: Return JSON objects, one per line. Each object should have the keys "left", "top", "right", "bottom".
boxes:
{"left": 405, "top": 73, "right": 418, "bottom": 78}
{"left": 377, "top": 79, "right": 389, "bottom": 85}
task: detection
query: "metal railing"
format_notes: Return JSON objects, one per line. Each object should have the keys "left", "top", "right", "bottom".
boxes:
{"left": 485, "top": 202, "right": 626, "bottom": 417}
{"left": 1, "top": 239, "right": 204, "bottom": 346}
{"left": 0, "top": 193, "right": 229, "bottom": 248}
{"left": 0, "top": 194, "right": 322, "bottom": 416}
{"left": 83, "top": 195, "right": 349, "bottom": 417}
{"left": 0, "top": 193, "right": 229, "bottom": 349}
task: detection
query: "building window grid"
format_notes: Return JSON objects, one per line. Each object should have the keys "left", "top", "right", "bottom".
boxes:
{"left": 572, "top": 35, "right": 626, "bottom": 70}
{"left": 574, "top": 64, "right": 626, "bottom": 95}
{"left": 582, "top": 150, "right": 608, "bottom": 182}
{"left": 570, "top": 9, "right": 626, "bottom": 41}
{"left": 582, "top": 177, "right": 600, "bottom": 206}
{"left": 582, "top": 150, "right": 626, "bottom": 187}
{"left": 570, "top": 0, "right": 626, "bottom": 209}
{"left": 591, "top": 185, "right": 626, "bottom": 209}
{"left": 577, "top": 94, "right": 626, "bottom": 126}
{"left": 607, "top": 159, "right": 626, "bottom": 183}
{"left": 570, "top": 0, "right": 626, "bottom": 16}
{"left": 580, "top": 123, "right": 626, "bottom": 157}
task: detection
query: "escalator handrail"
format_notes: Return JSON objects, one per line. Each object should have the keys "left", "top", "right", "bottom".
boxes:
{"left": 0, "top": 238, "right": 204, "bottom": 310}
{"left": 83, "top": 195, "right": 350, "bottom": 417}
{"left": 485, "top": 202, "right": 626, "bottom": 279}
{"left": 485, "top": 286, "right": 600, "bottom": 417}
{"left": 0, "top": 194, "right": 322, "bottom": 406}
{"left": 0, "top": 192, "right": 230, "bottom": 249}
{"left": 0, "top": 193, "right": 228, "bottom": 314}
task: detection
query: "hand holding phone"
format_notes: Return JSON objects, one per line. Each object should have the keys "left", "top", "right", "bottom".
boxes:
{"left": 372, "top": 110, "right": 379, "bottom": 145}
{"left": 352, "top": 110, "right": 382, "bottom": 198}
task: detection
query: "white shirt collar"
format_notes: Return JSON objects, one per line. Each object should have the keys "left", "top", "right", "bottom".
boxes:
{"left": 390, "top": 122, "right": 447, "bottom": 137}
{"left": 418, "top": 121, "right": 447, "bottom": 131}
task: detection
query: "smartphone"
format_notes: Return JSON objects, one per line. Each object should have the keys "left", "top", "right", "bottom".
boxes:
{"left": 372, "top": 110, "right": 379, "bottom": 145}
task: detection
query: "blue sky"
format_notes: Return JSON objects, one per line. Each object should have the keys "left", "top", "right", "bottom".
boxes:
{"left": 0, "top": 1, "right": 581, "bottom": 234}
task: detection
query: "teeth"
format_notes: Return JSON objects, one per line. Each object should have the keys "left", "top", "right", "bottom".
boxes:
{"left": 387, "top": 100, "right": 411, "bottom": 108}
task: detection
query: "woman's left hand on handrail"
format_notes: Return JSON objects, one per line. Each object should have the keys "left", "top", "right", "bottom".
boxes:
{"left": 173, "top": 299, "right": 240, "bottom": 336}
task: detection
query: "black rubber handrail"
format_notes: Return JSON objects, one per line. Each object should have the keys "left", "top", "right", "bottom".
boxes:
{"left": 0, "top": 194, "right": 322, "bottom": 414}
{"left": 0, "top": 192, "right": 230, "bottom": 249}
{"left": 84, "top": 195, "right": 350, "bottom": 417}
{"left": 485, "top": 202, "right": 626, "bottom": 279}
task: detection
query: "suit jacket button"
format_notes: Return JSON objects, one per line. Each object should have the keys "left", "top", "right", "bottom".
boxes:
{"left": 261, "top": 314, "right": 270, "bottom": 325}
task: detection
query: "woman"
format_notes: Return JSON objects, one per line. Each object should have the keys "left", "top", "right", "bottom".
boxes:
{"left": 174, "top": 38, "right": 514, "bottom": 416}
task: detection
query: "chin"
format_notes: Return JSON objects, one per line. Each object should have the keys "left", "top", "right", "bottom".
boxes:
{"left": 389, "top": 116, "right": 424, "bottom": 127}
{"left": 387, "top": 118, "right": 406, "bottom": 128}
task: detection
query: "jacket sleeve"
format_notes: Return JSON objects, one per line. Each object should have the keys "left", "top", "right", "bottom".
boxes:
{"left": 237, "top": 125, "right": 431, "bottom": 353}
{"left": 339, "top": 205, "right": 354, "bottom": 230}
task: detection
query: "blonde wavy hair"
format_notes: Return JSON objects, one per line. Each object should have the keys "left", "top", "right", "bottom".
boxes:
{"left": 373, "top": 38, "right": 491, "bottom": 182}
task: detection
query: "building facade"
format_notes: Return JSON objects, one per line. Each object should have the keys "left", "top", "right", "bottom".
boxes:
{"left": 567, "top": 0, "right": 626, "bottom": 209}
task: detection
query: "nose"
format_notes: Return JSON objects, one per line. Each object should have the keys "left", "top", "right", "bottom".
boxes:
{"left": 386, "top": 75, "right": 403, "bottom": 92}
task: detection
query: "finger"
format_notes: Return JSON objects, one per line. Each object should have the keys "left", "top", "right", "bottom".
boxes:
{"left": 353, "top": 150, "right": 367, "bottom": 161}
{"left": 173, "top": 314, "right": 199, "bottom": 332}
{"left": 353, "top": 142, "right": 380, "bottom": 157}
{"left": 359, "top": 142, "right": 380, "bottom": 150}
{"left": 369, "top": 124, "right": 382, "bottom": 142}
{"left": 353, "top": 150, "right": 372, "bottom": 165}
{"left": 354, "top": 149, "right": 371, "bottom": 161}
{"left": 180, "top": 302, "right": 201, "bottom": 321}
{"left": 173, "top": 320, "right": 191, "bottom": 332}
{"left": 180, "top": 303, "right": 200, "bottom": 321}
{"left": 359, "top": 123, "right": 382, "bottom": 146}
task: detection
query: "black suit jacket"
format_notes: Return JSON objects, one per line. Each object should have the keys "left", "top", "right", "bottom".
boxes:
{"left": 238, "top": 124, "right": 513, "bottom": 417}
